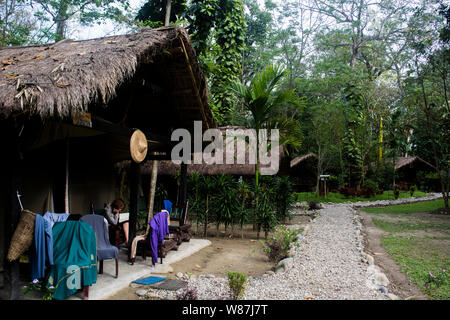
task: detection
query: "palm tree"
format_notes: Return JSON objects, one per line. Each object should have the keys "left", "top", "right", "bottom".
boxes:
{"left": 230, "top": 63, "right": 304, "bottom": 238}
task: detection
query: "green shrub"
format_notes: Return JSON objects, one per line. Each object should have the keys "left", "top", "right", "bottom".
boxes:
{"left": 425, "top": 269, "right": 448, "bottom": 289}
{"left": 254, "top": 180, "right": 278, "bottom": 239}
{"left": 365, "top": 178, "right": 379, "bottom": 193}
{"left": 410, "top": 185, "right": 417, "bottom": 197}
{"left": 272, "top": 176, "right": 295, "bottom": 222}
{"left": 227, "top": 271, "right": 247, "bottom": 300}
{"left": 261, "top": 225, "right": 299, "bottom": 262}
{"left": 393, "top": 186, "right": 400, "bottom": 199}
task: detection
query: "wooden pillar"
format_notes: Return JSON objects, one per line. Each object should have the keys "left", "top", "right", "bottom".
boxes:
{"left": 64, "top": 138, "right": 70, "bottom": 213}
{"left": 145, "top": 160, "right": 158, "bottom": 235}
{"left": 127, "top": 161, "right": 139, "bottom": 258}
{"left": 179, "top": 162, "right": 187, "bottom": 207}
{"left": 2, "top": 121, "right": 21, "bottom": 299}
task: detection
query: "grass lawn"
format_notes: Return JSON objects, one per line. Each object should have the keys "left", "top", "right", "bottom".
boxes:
{"left": 363, "top": 199, "right": 450, "bottom": 300}
{"left": 295, "top": 190, "right": 428, "bottom": 203}
{"left": 363, "top": 199, "right": 445, "bottom": 214}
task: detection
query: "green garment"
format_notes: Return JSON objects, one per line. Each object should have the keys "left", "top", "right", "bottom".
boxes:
{"left": 47, "top": 221, "right": 97, "bottom": 300}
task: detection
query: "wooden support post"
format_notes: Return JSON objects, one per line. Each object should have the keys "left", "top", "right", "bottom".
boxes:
{"left": 128, "top": 161, "right": 140, "bottom": 260}
{"left": 179, "top": 162, "right": 187, "bottom": 209}
{"left": 64, "top": 138, "right": 70, "bottom": 213}
{"left": 2, "top": 121, "right": 21, "bottom": 300}
{"left": 146, "top": 160, "right": 159, "bottom": 235}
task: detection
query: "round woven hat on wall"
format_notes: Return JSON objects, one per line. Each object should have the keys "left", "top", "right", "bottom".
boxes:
{"left": 130, "top": 129, "right": 148, "bottom": 163}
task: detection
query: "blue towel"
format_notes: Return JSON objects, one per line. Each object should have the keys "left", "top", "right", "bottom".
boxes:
{"left": 43, "top": 212, "right": 69, "bottom": 265}
{"left": 163, "top": 200, "right": 172, "bottom": 214}
{"left": 132, "top": 276, "right": 165, "bottom": 285}
{"left": 30, "top": 214, "right": 46, "bottom": 281}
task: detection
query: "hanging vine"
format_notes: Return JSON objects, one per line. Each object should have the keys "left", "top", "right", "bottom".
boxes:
{"left": 185, "top": 0, "right": 246, "bottom": 125}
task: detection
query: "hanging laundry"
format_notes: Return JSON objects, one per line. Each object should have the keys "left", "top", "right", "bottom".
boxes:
{"left": 47, "top": 221, "right": 97, "bottom": 300}
{"left": 30, "top": 214, "right": 46, "bottom": 281}
{"left": 149, "top": 211, "right": 169, "bottom": 265}
{"left": 43, "top": 212, "right": 69, "bottom": 265}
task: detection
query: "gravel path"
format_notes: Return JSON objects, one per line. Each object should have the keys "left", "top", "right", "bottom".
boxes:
{"left": 140, "top": 194, "right": 443, "bottom": 300}
{"left": 180, "top": 205, "right": 386, "bottom": 300}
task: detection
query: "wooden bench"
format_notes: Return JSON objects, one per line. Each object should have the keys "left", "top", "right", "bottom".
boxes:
{"left": 168, "top": 201, "right": 191, "bottom": 245}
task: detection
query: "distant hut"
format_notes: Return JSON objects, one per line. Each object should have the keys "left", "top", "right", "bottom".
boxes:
{"left": 0, "top": 26, "right": 216, "bottom": 299}
{"left": 394, "top": 156, "right": 436, "bottom": 190}
{"left": 139, "top": 125, "right": 289, "bottom": 203}
{"left": 140, "top": 126, "right": 287, "bottom": 176}
{"left": 289, "top": 153, "right": 318, "bottom": 192}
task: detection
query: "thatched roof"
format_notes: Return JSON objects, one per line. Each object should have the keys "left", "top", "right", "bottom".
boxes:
{"left": 369, "top": 156, "right": 436, "bottom": 172}
{"left": 394, "top": 156, "right": 435, "bottom": 171}
{"left": 0, "top": 26, "right": 216, "bottom": 130}
{"left": 141, "top": 126, "right": 284, "bottom": 176}
{"left": 290, "top": 152, "right": 317, "bottom": 168}
{"left": 142, "top": 157, "right": 256, "bottom": 176}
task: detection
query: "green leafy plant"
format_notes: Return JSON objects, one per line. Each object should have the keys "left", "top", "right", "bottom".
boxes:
{"left": 273, "top": 176, "right": 295, "bottom": 223}
{"left": 22, "top": 279, "right": 55, "bottom": 300}
{"left": 227, "top": 271, "right": 247, "bottom": 300}
{"left": 261, "top": 225, "right": 299, "bottom": 262}
{"left": 393, "top": 186, "right": 400, "bottom": 200}
{"left": 425, "top": 269, "right": 447, "bottom": 289}
{"left": 213, "top": 174, "right": 239, "bottom": 236}
{"left": 201, "top": 175, "right": 216, "bottom": 236}
{"left": 254, "top": 182, "right": 277, "bottom": 239}
{"left": 410, "top": 184, "right": 417, "bottom": 197}
{"left": 237, "top": 177, "right": 251, "bottom": 238}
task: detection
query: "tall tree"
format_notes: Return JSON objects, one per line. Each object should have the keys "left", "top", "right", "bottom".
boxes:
{"left": 231, "top": 64, "right": 303, "bottom": 238}
{"left": 136, "top": 0, "right": 187, "bottom": 27}
{"left": 31, "top": 0, "right": 131, "bottom": 42}
{"left": 185, "top": 0, "right": 246, "bottom": 125}
{"left": 405, "top": 0, "right": 449, "bottom": 209}
{"left": 0, "top": 0, "right": 36, "bottom": 46}
{"left": 302, "top": 0, "right": 410, "bottom": 68}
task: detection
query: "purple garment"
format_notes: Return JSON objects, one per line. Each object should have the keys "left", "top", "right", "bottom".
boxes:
{"left": 149, "top": 211, "right": 169, "bottom": 265}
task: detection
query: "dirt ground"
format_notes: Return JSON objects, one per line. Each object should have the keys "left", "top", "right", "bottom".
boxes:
{"left": 106, "top": 215, "right": 311, "bottom": 300}
{"left": 359, "top": 210, "right": 429, "bottom": 300}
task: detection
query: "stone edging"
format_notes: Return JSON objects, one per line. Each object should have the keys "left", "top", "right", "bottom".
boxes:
{"left": 292, "top": 193, "right": 443, "bottom": 211}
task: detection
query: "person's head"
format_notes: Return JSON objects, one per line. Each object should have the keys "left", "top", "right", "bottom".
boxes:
{"left": 111, "top": 199, "right": 126, "bottom": 213}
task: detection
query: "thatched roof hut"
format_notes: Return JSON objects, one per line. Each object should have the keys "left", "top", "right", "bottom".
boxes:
{"left": 0, "top": 27, "right": 218, "bottom": 299}
{"left": 289, "top": 152, "right": 318, "bottom": 192}
{"left": 394, "top": 156, "right": 435, "bottom": 171}
{"left": 0, "top": 26, "right": 216, "bottom": 131}
{"left": 290, "top": 152, "right": 318, "bottom": 168}
{"left": 141, "top": 126, "right": 286, "bottom": 176}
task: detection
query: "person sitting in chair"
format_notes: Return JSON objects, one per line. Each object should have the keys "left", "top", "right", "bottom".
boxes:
{"left": 104, "top": 199, "right": 129, "bottom": 246}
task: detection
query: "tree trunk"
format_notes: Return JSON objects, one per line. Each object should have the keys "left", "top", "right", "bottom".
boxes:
{"left": 145, "top": 160, "right": 158, "bottom": 235}
{"left": 165, "top": 0, "right": 172, "bottom": 27}
{"left": 55, "top": 1, "right": 69, "bottom": 42}
{"left": 204, "top": 195, "right": 209, "bottom": 237}
{"left": 417, "top": 67, "right": 448, "bottom": 209}
{"left": 257, "top": 223, "right": 261, "bottom": 240}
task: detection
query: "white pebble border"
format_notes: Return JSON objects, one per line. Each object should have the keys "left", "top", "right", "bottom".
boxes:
{"left": 137, "top": 194, "right": 443, "bottom": 300}
{"left": 293, "top": 192, "right": 443, "bottom": 211}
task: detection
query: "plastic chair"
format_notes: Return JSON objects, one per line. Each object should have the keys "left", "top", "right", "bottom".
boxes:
{"left": 80, "top": 214, "right": 119, "bottom": 278}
